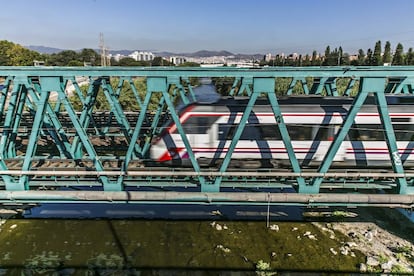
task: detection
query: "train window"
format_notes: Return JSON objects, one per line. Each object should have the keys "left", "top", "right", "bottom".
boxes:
{"left": 284, "top": 124, "right": 334, "bottom": 141}
{"left": 180, "top": 116, "right": 217, "bottom": 134}
{"left": 313, "top": 125, "right": 333, "bottom": 141}
{"left": 261, "top": 125, "right": 282, "bottom": 140}
{"left": 393, "top": 124, "right": 414, "bottom": 141}
{"left": 391, "top": 117, "right": 410, "bottom": 123}
{"left": 347, "top": 124, "right": 414, "bottom": 141}
{"left": 218, "top": 124, "right": 259, "bottom": 140}
{"left": 218, "top": 124, "right": 281, "bottom": 140}
{"left": 218, "top": 124, "right": 335, "bottom": 141}
{"left": 348, "top": 124, "right": 385, "bottom": 141}
{"left": 287, "top": 125, "right": 313, "bottom": 140}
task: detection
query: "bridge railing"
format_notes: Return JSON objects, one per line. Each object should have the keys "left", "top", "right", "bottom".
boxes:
{"left": 1, "top": 66, "right": 414, "bottom": 204}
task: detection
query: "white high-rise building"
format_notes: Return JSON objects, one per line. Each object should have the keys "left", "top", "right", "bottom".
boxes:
{"left": 128, "top": 51, "right": 154, "bottom": 61}
{"left": 170, "top": 56, "right": 187, "bottom": 65}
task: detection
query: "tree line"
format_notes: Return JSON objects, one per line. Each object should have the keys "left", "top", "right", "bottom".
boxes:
{"left": 261, "top": 40, "right": 414, "bottom": 67}
{"left": 0, "top": 40, "right": 198, "bottom": 67}
{"left": 2, "top": 39, "right": 414, "bottom": 67}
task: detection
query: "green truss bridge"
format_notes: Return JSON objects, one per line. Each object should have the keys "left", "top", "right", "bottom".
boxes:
{"left": 1, "top": 66, "right": 414, "bottom": 207}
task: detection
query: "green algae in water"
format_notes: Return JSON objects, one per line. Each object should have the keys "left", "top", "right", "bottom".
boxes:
{"left": 0, "top": 219, "right": 364, "bottom": 272}
{"left": 87, "top": 253, "right": 124, "bottom": 269}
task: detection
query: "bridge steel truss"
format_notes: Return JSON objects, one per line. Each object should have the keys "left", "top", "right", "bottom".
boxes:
{"left": 1, "top": 66, "right": 414, "bottom": 206}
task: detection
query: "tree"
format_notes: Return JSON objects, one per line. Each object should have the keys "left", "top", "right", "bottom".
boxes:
{"left": 372, "top": 40, "right": 382, "bottom": 66}
{"left": 406, "top": 48, "right": 414, "bottom": 65}
{"left": 67, "top": 60, "right": 83, "bottom": 66}
{"left": 357, "top": 49, "right": 365, "bottom": 65}
{"left": 116, "top": 57, "right": 149, "bottom": 66}
{"left": 311, "top": 50, "right": 318, "bottom": 66}
{"left": 365, "top": 48, "right": 373, "bottom": 65}
{"left": 338, "top": 47, "right": 343, "bottom": 65}
{"left": 47, "top": 50, "right": 80, "bottom": 66}
{"left": 392, "top": 43, "right": 404, "bottom": 65}
{"left": 0, "top": 40, "right": 41, "bottom": 65}
{"left": 303, "top": 54, "right": 311, "bottom": 66}
{"left": 341, "top": 53, "right": 350, "bottom": 65}
{"left": 150, "top": 56, "right": 173, "bottom": 66}
{"left": 383, "top": 41, "right": 392, "bottom": 64}
{"left": 323, "top": 46, "right": 331, "bottom": 66}
{"left": 178, "top": 62, "right": 200, "bottom": 67}
{"left": 79, "top": 48, "right": 99, "bottom": 65}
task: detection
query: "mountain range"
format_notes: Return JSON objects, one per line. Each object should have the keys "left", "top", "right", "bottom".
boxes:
{"left": 25, "top": 45, "right": 263, "bottom": 59}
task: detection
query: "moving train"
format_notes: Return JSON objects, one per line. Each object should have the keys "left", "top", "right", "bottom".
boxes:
{"left": 150, "top": 96, "right": 414, "bottom": 168}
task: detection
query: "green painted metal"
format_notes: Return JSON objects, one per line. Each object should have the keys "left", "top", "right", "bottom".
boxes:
{"left": 27, "top": 80, "right": 72, "bottom": 159}
{"left": 266, "top": 79, "right": 306, "bottom": 189}
{"left": 100, "top": 78, "right": 132, "bottom": 139}
{"left": 0, "top": 76, "right": 12, "bottom": 119}
{"left": 306, "top": 80, "right": 370, "bottom": 193}
{"left": 52, "top": 77, "right": 119, "bottom": 191}
{"left": 373, "top": 79, "right": 408, "bottom": 194}
{"left": 76, "top": 79, "right": 101, "bottom": 157}
{"left": 0, "top": 77, "right": 24, "bottom": 158}
{"left": 230, "top": 77, "right": 253, "bottom": 96}
{"left": 18, "top": 83, "right": 50, "bottom": 190}
{"left": 228, "top": 77, "right": 241, "bottom": 96}
{"left": 385, "top": 77, "right": 414, "bottom": 94}
{"left": 157, "top": 77, "right": 207, "bottom": 190}
{"left": 286, "top": 77, "right": 309, "bottom": 95}
{"left": 343, "top": 77, "right": 358, "bottom": 96}
{"left": 8, "top": 83, "right": 28, "bottom": 158}
{"left": 212, "top": 84, "right": 259, "bottom": 191}
{"left": 126, "top": 77, "right": 143, "bottom": 107}
{"left": 181, "top": 77, "right": 197, "bottom": 102}
{"left": 0, "top": 67, "right": 414, "bottom": 204}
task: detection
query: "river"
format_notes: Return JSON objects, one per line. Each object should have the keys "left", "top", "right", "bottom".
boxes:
{"left": 0, "top": 203, "right": 365, "bottom": 274}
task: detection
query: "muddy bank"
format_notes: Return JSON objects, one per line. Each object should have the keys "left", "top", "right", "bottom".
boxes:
{"left": 308, "top": 207, "right": 414, "bottom": 274}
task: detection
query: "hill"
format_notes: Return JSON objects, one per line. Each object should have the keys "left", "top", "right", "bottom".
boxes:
{"left": 25, "top": 44, "right": 263, "bottom": 59}
{"left": 26, "top": 45, "right": 66, "bottom": 54}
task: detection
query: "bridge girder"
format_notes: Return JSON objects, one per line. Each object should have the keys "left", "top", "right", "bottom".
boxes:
{"left": 0, "top": 66, "right": 414, "bottom": 205}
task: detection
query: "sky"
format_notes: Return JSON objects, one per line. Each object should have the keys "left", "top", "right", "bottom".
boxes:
{"left": 2, "top": 0, "right": 414, "bottom": 55}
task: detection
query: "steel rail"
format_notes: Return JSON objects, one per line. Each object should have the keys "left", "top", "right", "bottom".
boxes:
{"left": 0, "top": 170, "right": 412, "bottom": 178}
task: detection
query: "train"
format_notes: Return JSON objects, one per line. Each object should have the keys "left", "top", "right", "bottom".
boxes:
{"left": 149, "top": 96, "right": 414, "bottom": 169}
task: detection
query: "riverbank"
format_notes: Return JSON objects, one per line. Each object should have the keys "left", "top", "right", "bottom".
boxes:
{"left": 308, "top": 207, "right": 414, "bottom": 274}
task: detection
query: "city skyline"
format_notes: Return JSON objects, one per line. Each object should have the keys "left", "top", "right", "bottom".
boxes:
{"left": 2, "top": 0, "right": 414, "bottom": 55}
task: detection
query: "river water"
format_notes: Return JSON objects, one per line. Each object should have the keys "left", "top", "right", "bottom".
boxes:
{"left": 0, "top": 203, "right": 367, "bottom": 275}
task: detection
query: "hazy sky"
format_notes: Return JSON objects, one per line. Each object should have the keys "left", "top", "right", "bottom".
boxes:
{"left": 2, "top": 0, "right": 414, "bottom": 54}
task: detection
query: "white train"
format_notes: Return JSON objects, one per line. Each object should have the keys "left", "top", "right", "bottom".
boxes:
{"left": 150, "top": 96, "right": 414, "bottom": 169}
